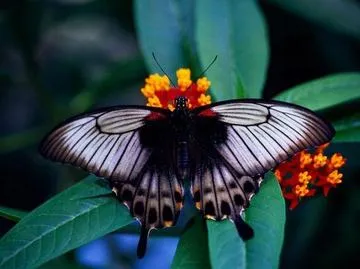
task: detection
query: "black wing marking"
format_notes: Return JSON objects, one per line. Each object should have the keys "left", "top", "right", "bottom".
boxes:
{"left": 190, "top": 143, "right": 261, "bottom": 240}
{"left": 40, "top": 106, "right": 169, "bottom": 182}
{"left": 193, "top": 99, "right": 335, "bottom": 177}
{"left": 111, "top": 159, "right": 184, "bottom": 258}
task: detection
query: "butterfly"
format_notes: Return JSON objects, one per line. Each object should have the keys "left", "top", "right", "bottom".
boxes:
{"left": 39, "top": 96, "right": 335, "bottom": 258}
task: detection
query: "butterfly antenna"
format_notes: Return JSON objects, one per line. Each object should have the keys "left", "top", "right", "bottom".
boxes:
{"left": 196, "top": 55, "right": 218, "bottom": 79}
{"left": 152, "top": 52, "right": 176, "bottom": 87}
{"left": 186, "top": 55, "right": 218, "bottom": 91}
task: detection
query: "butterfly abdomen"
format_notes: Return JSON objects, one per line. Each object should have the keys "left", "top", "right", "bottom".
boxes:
{"left": 169, "top": 101, "right": 193, "bottom": 179}
{"left": 176, "top": 141, "right": 189, "bottom": 179}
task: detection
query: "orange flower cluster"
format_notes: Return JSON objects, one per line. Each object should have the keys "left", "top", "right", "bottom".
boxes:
{"left": 141, "top": 68, "right": 212, "bottom": 110}
{"left": 275, "top": 143, "right": 346, "bottom": 209}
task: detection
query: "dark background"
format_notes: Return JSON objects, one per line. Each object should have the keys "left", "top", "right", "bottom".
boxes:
{"left": 1, "top": 1, "right": 360, "bottom": 268}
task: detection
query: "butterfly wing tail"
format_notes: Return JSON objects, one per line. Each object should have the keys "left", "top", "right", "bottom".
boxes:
{"left": 234, "top": 215, "right": 254, "bottom": 240}
{"left": 137, "top": 226, "right": 150, "bottom": 258}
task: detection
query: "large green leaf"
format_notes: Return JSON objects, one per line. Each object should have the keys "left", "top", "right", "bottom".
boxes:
{"left": 195, "top": 0, "right": 269, "bottom": 100}
{"left": 207, "top": 174, "right": 285, "bottom": 269}
{"left": 171, "top": 216, "right": 211, "bottom": 269}
{"left": 333, "top": 112, "right": 360, "bottom": 142}
{"left": 0, "top": 206, "right": 27, "bottom": 222}
{"left": 0, "top": 176, "right": 133, "bottom": 269}
{"left": 274, "top": 73, "right": 360, "bottom": 111}
{"left": 134, "top": 0, "right": 196, "bottom": 80}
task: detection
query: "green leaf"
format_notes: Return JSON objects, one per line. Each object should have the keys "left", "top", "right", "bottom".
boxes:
{"left": 196, "top": 0, "right": 269, "bottom": 100}
{"left": 171, "top": 216, "right": 211, "bottom": 269}
{"left": 281, "top": 196, "right": 327, "bottom": 268}
{"left": 0, "top": 176, "right": 133, "bottom": 269}
{"left": 134, "top": 0, "right": 195, "bottom": 80}
{"left": 274, "top": 73, "right": 360, "bottom": 111}
{"left": 333, "top": 112, "right": 360, "bottom": 142}
{"left": 0, "top": 206, "right": 27, "bottom": 222}
{"left": 207, "top": 174, "right": 285, "bottom": 269}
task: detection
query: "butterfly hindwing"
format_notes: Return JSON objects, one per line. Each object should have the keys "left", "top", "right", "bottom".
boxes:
{"left": 190, "top": 139, "right": 262, "bottom": 239}
{"left": 111, "top": 164, "right": 184, "bottom": 258}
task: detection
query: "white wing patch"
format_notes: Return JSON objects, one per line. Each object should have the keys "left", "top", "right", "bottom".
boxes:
{"left": 98, "top": 109, "right": 150, "bottom": 133}
{"left": 40, "top": 108, "right": 154, "bottom": 181}
{"left": 212, "top": 103, "right": 268, "bottom": 125}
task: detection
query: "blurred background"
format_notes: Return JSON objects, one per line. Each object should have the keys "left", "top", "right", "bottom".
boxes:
{"left": 1, "top": 0, "right": 360, "bottom": 268}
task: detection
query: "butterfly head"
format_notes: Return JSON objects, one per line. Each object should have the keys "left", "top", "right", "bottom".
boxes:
{"left": 174, "top": 96, "right": 189, "bottom": 110}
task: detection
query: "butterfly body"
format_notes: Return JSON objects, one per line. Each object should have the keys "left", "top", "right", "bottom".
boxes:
{"left": 40, "top": 97, "right": 335, "bottom": 258}
{"left": 170, "top": 97, "right": 193, "bottom": 179}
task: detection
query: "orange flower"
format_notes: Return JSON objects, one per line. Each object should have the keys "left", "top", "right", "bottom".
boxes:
{"left": 300, "top": 152, "right": 312, "bottom": 168}
{"left": 313, "top": 153, "right": 327, "bottom": 168}
{"left": 298, "top": 171, "right": 311, "bottom": 184}
{"left": 329, "top": 153, "right": 346, "bottom": 169}
{"left": 141, "top": 68, "right": 212, "bottom": 110}
{"left": 275, "top": 143, "right": 346, "bottom": 209}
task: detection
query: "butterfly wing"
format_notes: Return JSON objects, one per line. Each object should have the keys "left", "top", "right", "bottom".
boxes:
{"left": 193, "top": 99, "right": 335, "bottom": 177}
{"left": 41, "top": 106, "right": 166, "bottom": 182}
{"left": 190, "top": 99, "right": 335, "bottom": 237}
{"left": 40, "top": 106, "right": 184, "bottom": 257}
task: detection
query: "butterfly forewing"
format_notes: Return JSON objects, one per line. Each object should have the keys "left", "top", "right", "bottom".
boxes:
{"left": 193, "top": 100, "right": 335, "bottom": 178}
{"left": 40, "top": 107, "right": 164, "bottom": 181}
